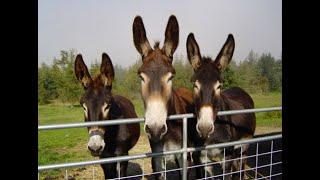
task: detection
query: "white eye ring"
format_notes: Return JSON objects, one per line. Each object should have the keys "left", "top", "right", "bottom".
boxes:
{"left": 167, "top": 75, "right": 174, "bottom": 82}
{"left": 193, "top": 81, "right": 200, "bottom": 90}
{"left": 214, "top": 82, "right": 222, "bottom": 90}
{"left": 193, "top": 84, "right": 198, "bottom": 89}
{"left": 83, "top": 103, "right": 88, "bottom": 112}
{"left": 139, "top": 75, "right": 144, "bottom": 82}
{"left": 102, "top": 103, "right": 110, "bottom": 118}
{"left": 139, "top": 73, "right": 148, "bottom": 84}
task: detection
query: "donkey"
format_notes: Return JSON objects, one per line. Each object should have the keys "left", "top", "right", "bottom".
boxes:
{"left": 74, "top": 53, "right": 140, "bottom": 179}
{"left": 186, "top": 33, "right": 256, "bottom": 179}
{"left": 132, "top": 15, "right": 195, "bottom": 180}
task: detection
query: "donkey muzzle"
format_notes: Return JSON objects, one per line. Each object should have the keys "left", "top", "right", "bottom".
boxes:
{"left": 144, "top": 123, "right": 168, "bottom": 142}
{"left": 197, "top": 106, "right": 215, "bottom": 139}
{"left": 87, "top": 131, "right": 105, "bottom": 156}
{"left": 196, "top": 122, "right": 214, "bottom": 139}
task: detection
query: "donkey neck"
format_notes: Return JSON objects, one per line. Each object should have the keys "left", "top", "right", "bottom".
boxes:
{"left": 216, "top": 92, "right": 255, "bottom": 137}
{"left": 215, "top": 93, "right": 232, "bottom": 122}
{"left": 108, "top": 96, "right": 123, "bottom": 120}
{"left": 103, "top": 96, "right": 125, "bottom": 138}
{"left": 167, "top": 89, "right": 188, "bottom": 116}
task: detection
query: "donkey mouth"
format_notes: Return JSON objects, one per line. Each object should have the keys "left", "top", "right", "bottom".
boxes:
{"left": 90, "top": 151, "right": 102, "bottom": 157}
{"left": 88, "top": 146, "right": 104, "bottom": 157}
{"left": 145, "top": 123, "right": 168, "bottom": 142}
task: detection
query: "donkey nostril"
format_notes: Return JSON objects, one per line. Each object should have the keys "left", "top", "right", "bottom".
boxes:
{"left": 97, "top": 146, "right": 103, "bottom": 152}
{"left": 208, "top": 125, "right": 214, "bottom": 135}
{"left": 160, "top": 124, "right": 167, "bottom": 135}
{"left": 88, "top": 146, "right": 94, "bottom": 152}
{"left": 145, "top": 124, "right": 151, "bottom": 134}
{"left": 88, "top": 145, "right": 102, "bottom": 152}
{"left": 196, "top": 124, "right": 201, "bottom": 133}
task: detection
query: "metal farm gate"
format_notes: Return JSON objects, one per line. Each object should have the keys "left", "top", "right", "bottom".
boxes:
{"left": 38, "top": 107, "right": 282, "bottom": 180}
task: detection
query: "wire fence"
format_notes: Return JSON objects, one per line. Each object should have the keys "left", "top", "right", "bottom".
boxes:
{"left": 38, "top": 107, "right": 282, "bottom": 180}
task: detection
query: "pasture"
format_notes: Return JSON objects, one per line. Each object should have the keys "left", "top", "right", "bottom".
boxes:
{"left": 38, "top": 92, "right": 281, "bottom": 179}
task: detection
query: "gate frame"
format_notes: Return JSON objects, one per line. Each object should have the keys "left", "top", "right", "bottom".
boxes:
{"left": 38, "top": 107, "right": 282, "bottom": 180}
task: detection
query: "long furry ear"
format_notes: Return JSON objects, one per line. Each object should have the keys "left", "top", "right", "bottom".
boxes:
{"left": 186, "top": 33, "right": 202, "bottom": 71}
{"left": 163, "top": 15, "right": 179, "bottom": 61}
{"left": 100, "top": 53, "right": 114, "bottom": 87}
{"left": 214, "top": 34, "right": 235, "bottom": 71}
{"left": 133, "top": 16, "right": 152, "bottom": 59}
{"left": 74, "top": 54, "right": 92, "bottom": 88}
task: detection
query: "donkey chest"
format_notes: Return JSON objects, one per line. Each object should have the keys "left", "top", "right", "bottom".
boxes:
{"left": 162, "top": 140, "right": 182, "bottom": 161}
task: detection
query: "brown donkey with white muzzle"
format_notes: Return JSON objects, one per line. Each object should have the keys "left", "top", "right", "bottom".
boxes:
{"left": 186, "top": 33, "right": 256, "bottom": 179}
{"left": 133, "top": 15, "right": 195, "bottom": 180}
{"left": 74, "top": 53, "right": 140, "bottom": 179}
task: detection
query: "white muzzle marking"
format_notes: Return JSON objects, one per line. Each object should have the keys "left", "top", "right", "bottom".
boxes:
{"left": 144, "top": 99, "right": 168, "bottom": 137}
{"left": 199, "top": 107, "right": 214, "bottom": 125}
{"left": 87, "top": 135, "right": 105, "bottom": 151}
{"left": 197, "top": 107, "right": 214, "bottom": 136}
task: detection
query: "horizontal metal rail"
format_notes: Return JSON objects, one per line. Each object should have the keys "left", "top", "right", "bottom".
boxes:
{"left": 38, "top": 134, "right": 281, "bottom": 171}
{"left": 38, "top": 107, "right": 281, "bottom": 130}
{"left": 187, "top": 134, "right": 282, "bottom": 152}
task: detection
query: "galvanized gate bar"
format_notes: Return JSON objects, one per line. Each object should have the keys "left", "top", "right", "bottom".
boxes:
{"left": 38, "top": 118, "right": 144, "bottom": 131}
{"left": 39, "top": 149, "right": 184, "bottom": 171}
{"left": 38, "top": 106, "right": 282, "bottom": 180}
{"left": 186, "top": 134, "right": 282, "bottom": 153}
{"left": 38, "top": 134, "right": 281, "bottom": 171}
{"left": 182, "top": 117, "right": 188, "bottom": 180}
{"left": 38, "top": 107, "right": 282, "bottom": 130}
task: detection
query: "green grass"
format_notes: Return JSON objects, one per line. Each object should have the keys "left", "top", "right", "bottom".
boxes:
{"left": 38, "top": 104, "right": 90, "bottom": 178}
{"left": 38, "top": 92, "right": 281, "bottom": 179}
{"left": 251, "top": 92, "right": 282, "bottom": 127}
{"left": 131, "top": 98, "right": 145, "bottom": 118}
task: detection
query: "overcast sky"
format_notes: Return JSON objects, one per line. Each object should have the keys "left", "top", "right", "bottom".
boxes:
{"left": 38, "top": 0, "right": 282, "bottom": 67}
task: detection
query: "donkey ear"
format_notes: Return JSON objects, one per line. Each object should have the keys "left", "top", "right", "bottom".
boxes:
{"left": 100, "top": 53, "right": 114, "bottom": 86}
{"left": 187, "top": 33, "right": 202, "bottom": 71}
{"left": 133, "top": 16, "right": 152, "bottom": 59}
{"left": 163, "top": 15, "right": 179, "bottom": 61}
{"left": 74, "top": 54, "right": 92, "bottom": 88}
{"left": 214, "top": 34, "right": 235, "bottom": 71}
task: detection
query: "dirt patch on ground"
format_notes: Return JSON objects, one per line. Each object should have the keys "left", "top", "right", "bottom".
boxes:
{"left": 255, "top": 126, "right": 281, "bottom": 135}
{"left": 41, "top": 127, "right": 281, "bottom": 180}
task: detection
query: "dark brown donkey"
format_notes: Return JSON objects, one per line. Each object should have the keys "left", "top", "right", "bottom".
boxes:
{"left": 133, "top": 15, "right": 195, "bottom": 180}
{"left": 186, "top": 33, "right": 256, "bottom": 179}
{"left": 74, "top": 53, "right": 140, "bottom": 179}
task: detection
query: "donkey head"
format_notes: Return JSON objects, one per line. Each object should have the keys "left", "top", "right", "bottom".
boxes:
{"left": 187, "top": 33, "right": 235, "bottom": 139}
{"left": 133, "top": 15, "right": 179, "bottom": 141}
{"left": 74, "top": 53, "right": 114, "bottom": 156}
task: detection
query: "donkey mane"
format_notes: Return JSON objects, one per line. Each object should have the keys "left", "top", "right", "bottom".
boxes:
{"left": 201, "top": 56, "right": 215, "bottom": 64}
{"left": 89, "top": 75, "right": 107, "bottom": 88}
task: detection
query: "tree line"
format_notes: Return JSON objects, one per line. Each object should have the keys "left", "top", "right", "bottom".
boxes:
{"left": 38, "top": 50, "right": 281, "bottom": 104}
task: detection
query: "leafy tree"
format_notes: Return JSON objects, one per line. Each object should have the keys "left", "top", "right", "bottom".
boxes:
{"left": 236, "top": 58, "right": 269, "bottom": 94}
{"left": 257, "top": 53, "right": 281, "bottom": 91}
{"left": 172, "top": 55, "right": 193, "bottom": 90}
{"left": 50, "top": 49, "right": 82, "bottom": 103}
{"left": 38, "top": 49, "right": 282, "bottom": 105}
{"left": 221, "top": 60, "right": 238, "bottom": 89}
{"left": 121, "top": 60, "right": 142, "bottom": 99}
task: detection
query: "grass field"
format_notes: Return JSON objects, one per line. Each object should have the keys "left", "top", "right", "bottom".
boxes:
{"left": 38, "top": 92, "right": 281, "bottom": 179}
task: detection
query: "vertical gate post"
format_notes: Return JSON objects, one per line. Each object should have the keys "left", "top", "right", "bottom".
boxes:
{"left": 182, "top": 117, "right": 188, "bottom": 180}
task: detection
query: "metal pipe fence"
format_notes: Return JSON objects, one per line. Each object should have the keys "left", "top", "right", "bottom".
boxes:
{"left": 38, "top": 106, "right": 282, "bottom": 180}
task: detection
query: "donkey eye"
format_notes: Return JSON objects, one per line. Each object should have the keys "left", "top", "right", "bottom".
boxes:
{"left": 82, "top": 104, "right": 88, "bottom": 112}
{"left": 104, "top": 103, "right": 111, "bottom": 111}
{"left": 139, "top": 74, "right": 145, "bottom": 82}
{"left": 193, "top": 83, "right": 198, "bottom": 89}
{"left": 168, "top": 75, "right": 174, "bottom": 82}
{"left": 217, "top": 85, "right": 221, "bottom": 89}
